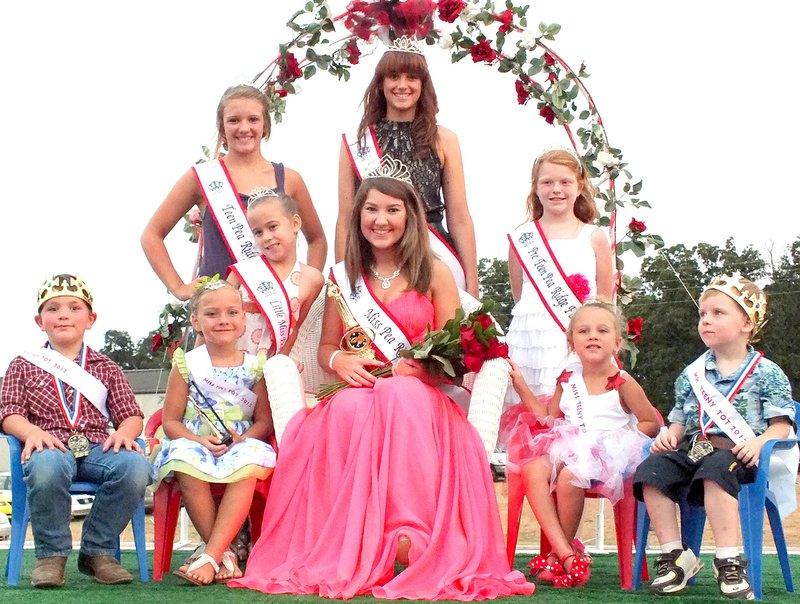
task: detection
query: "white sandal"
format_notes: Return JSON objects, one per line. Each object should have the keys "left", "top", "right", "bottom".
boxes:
{"left": 216, "top": 549, "right": 242, "bottom": 583}
{"left": 174, "top": 552, "right": 219, "bottom": 586}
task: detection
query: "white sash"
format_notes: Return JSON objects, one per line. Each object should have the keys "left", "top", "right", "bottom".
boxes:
{"left": 688, "top": 350, "right": 798, "bottom": 516}
{"left": 687, "top": 352, "right": 759, "bottom": 444}
{"left": 343, "top": 129, "right": 467, "bottom": 290}
{"left": 21, "top": 347, "right": 109, "bottom": 419}
{"left": 193, "top": 160, "right": 259, "bottom": 265}
{"left": 185, "top": 346, "right": 257, "bottom": 414}
{"left": 508, "top": 221, "right": 582, "bottom": 333}
{"left": 229, "top": 256, "right": 293, "bottom": 353}
{"left": 330, "top": 263, "right": 411, "bottom": 361}
{"left": 559, "top": 366, "right": 595, "bottom": 436}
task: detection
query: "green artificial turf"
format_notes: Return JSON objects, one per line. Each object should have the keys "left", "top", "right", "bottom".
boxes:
{"left": 2, "top": 551, "right": 798, "bottom": 603}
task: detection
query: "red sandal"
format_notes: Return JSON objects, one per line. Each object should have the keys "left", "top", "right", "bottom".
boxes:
{"left": 558, "top": 551, "right": 593, "bottom": 587}
{"left": 528, "top": 552, "right": 561, "bottom": 582}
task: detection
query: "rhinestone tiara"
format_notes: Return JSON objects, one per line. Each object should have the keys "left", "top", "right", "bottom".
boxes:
{"left": 247, "top": 187, "right": 280, "bottom": 204}
{"left": 385, "top": 35, "right": 424, "bottom": 56}
{"left": 363, "top": 156, "right": 413, "bottom": 185}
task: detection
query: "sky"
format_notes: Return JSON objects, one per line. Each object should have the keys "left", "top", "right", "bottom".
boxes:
{"left": 1, "top": 0, "right": 798, "bottom": 371}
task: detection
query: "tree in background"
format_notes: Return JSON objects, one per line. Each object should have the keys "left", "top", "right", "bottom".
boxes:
{"left": 100, "top": 329, "right": 166, "bottom": 370}
{"left": 762, "top": 238, "right": 800, "bottom": 394}
{"left": 478, "top": 257, "right": 513, "bottom": 332}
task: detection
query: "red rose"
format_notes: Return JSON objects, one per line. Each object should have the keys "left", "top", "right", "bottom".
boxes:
{"left": 547, "top": 72, "right": 557, "bottom": 83}
{"left": 627, "top": 317, "right": 644, "bottom": 343}
{"left": 495, "top": 9, "right": 513, "bottom": 33}
{"left": 437, "top": 0, "right": 465, "bottom": 22}
{"left": 515, "top": 79, "right": 528, "bottom": 105}
{"left": 345, "top": 38, "right": 361, "bottom": 65}
{"left": 544, "top": 52, "right": 556, "bottom": 66}
{"left": 464, "top": 351, "right": 485, "bottom": 373}
{"left": 476, "top": 314, "right": 493, "bottom": 329}
{"left": 629, "top": 218, "right": 647, "bottom": 234}
{"left": 151, "top": 333, "right": 163, "bottom": 352}
{"left": 276, "top": 89, "right": 288, "bottom": 98}
{"left": 487, "top": 338, "right": 509, "bottom": 359}
{"left": 394, "top": 0, "right": 435, "bottom": 37}
{"left": 469, "top": 39, "right": 496, "bottom": 63}
{"left": 539, "top": 105, "right": 557, "bottom": 125}
{"left": 280, "top": 53, "right": 302, "bottom": 81}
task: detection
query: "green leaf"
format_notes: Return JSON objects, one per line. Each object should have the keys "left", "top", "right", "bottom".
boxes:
{"left": 303, "top": 64, "right": 317, "bottom": 79}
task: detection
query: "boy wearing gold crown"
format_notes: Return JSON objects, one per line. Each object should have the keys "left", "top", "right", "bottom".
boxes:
{"left": 633, "top": 274, "right": 795, "bottom": 600}
{"left": 0, "top": 275, "right": 152, "bottom": 588}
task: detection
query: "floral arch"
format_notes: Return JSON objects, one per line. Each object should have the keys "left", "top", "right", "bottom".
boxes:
{"left": 164, "top": 0, "right": 664, "bottom": 362}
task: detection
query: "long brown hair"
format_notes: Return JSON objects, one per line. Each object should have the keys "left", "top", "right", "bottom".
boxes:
{"left": 525, "top": 149, "right": 598, "bottom": 223}
{"left": 357, "top": 52, "right": 438, "bottom": 158}
{"left": 215, "top": 85, "right": 272, "bottom": 154}
{"left": 344, "top": 177, "right": 432, "bottom": 293}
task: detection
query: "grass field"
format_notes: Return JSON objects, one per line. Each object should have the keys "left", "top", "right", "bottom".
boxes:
{"left": 2, "top": 552, "right": 799, "bottom": 603}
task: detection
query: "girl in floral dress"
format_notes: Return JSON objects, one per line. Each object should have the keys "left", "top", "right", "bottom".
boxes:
{"left": 151, "top": 279, "right": 276, "bottom": 585}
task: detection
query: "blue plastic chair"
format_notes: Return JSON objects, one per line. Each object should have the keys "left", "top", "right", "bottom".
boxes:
{"left": 2, "top": 434, "right": 149, "bottom": 585}
{"left": 633, "top": 402, "right": 799, "bottom": 600}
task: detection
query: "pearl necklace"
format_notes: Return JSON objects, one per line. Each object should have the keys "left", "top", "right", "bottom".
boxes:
{"left": 371, "top": 266, "right": 401, "bottom": 289}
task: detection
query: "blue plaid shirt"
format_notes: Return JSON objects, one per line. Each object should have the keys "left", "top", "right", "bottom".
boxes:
{"left": 668, "top": 347, "right": 794, "bottom": 438}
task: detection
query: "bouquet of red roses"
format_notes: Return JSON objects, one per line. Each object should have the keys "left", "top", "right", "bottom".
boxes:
{"left": 318, "top": 299, "right": 508, "bottom": 399}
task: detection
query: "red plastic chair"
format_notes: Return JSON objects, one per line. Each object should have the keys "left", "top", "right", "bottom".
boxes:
{"left": 145, "top": 408, "right": 275, "bottom": 581}
{"left": 505, "top": 410, "right": 663, "bottom": 589}
{"left": 505, "top": 469, "right": 646, "bottom": 589}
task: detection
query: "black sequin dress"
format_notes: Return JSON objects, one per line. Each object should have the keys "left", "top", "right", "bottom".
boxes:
{"left": 370, "top": 120, "right": 453, "bottom": 246}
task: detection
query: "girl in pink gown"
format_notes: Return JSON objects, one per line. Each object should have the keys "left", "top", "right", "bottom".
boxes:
{"left": 230, "top": 169, "right": 533, "bottom": 600}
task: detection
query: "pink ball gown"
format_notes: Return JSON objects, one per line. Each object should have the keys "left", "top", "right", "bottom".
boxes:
{"left": 230, "top": 291, "right": 533, "bottom": 600}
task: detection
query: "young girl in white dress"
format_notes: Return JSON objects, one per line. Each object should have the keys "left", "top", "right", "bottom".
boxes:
{"left": 508, "top": 300, "right": 660, "bottom": 588}
{"left": 151, "top": 279, "right": 276, "bottom": 585}
{"left": 505, "top": 149, "right": 614, "bottom": 401}
{"left": 226, "top": 190, "right": 324, "bottom": 358}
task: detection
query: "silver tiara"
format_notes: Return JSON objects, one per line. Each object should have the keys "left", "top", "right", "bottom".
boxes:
{"left": 363, "top": 156, "right": 413, "bottom": 185}
{"left": 385, "top": 35, "right": 424, "bottom": 56}
{"left": 247, "top": 187, "right": 280, "bottom": 204}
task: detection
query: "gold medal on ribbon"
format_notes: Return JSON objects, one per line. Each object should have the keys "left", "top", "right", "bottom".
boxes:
{"left": 687, "top": 436, "right": 714, "bottom": 462}
{"left": 67, "top": 432, "right": 91, "bottom": 458}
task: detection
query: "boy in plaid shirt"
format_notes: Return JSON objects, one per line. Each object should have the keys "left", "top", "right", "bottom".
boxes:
{"left": 1, "top": 274, "right": 151, "bottom": 588}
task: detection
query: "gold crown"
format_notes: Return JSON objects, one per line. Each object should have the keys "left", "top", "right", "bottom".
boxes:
{"left": 385, "top": 35, "right": 424, "bottom": 55}
{"left": 702, "top": 273, "right": 768, "bottom": 338}
{"left": 363, "top": 155, "right": 413, "bottom": 185}
{"left": 37, "top": 274, "right": 93, "bottom": 311}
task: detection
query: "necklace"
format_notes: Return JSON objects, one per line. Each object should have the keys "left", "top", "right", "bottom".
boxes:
{"left": 371, "top": 266, "right": 401, "bottom": 289}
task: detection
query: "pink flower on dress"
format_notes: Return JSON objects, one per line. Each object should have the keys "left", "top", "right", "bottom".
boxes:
{"left": 566, "top": 273, "right": 591, "bottom": 303}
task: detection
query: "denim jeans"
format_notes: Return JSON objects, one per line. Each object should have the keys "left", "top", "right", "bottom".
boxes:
{"left": 23, "top": 444, "right": 152, "bottom": 558}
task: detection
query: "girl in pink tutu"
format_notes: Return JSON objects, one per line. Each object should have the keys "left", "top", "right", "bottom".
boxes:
{"left": 229, "top": 162, "right": 533, "bottom": 600}
{"left": 508, "top": 299, "right": 659, "bottom": 588}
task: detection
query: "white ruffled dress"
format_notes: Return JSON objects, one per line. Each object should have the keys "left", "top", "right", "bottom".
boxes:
{"left": 505, "top": 224, "right": 598, "bottom": 399}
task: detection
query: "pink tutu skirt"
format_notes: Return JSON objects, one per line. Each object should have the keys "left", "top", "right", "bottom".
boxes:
{"left": 507, "top": 413, "right": 651, "bottom": 504}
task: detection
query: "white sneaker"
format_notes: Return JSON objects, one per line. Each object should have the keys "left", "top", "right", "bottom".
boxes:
{"left": 714, "top": 556, "right": 755, "bottom": 600}
{"left": 650, "top": 548, "right": 704, "bottom": 595}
